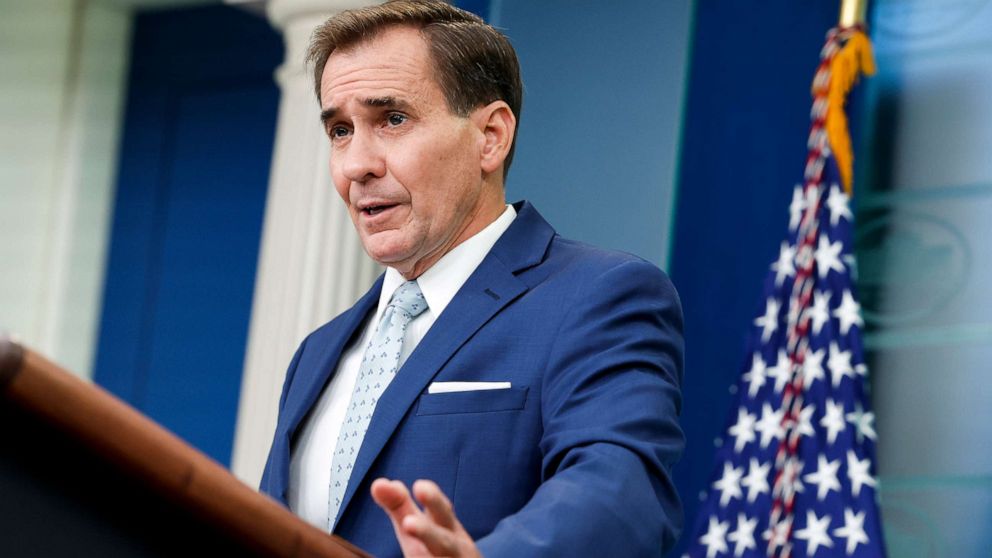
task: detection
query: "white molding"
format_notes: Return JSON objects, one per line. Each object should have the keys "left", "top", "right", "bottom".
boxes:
{"left": 266, "top": 0, "right": 374, "bottom": 29}
{"left": 0, "top": 2, "right": 130, "bottom": 378}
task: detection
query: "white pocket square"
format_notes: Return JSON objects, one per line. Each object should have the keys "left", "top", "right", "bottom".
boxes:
{"left": 427, "top": 381, "right": 512, "bottom": 394}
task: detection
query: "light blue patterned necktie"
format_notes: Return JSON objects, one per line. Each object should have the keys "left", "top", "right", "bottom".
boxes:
{"left": 327, "top": 280, "right": 427, "bottom": 530}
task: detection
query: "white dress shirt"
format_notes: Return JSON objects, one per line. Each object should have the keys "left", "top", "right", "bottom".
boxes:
{"left": 288, "top": 204, "right": 517, "bottom": 529}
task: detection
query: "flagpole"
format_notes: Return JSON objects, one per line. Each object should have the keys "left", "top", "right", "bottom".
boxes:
{"left": 839, "top": 0, "right": 868, "bottom": 27}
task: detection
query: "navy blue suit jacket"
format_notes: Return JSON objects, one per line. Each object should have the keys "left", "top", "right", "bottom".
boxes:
{"left": 260, "top": 202, "right": 685, "bottom": 556}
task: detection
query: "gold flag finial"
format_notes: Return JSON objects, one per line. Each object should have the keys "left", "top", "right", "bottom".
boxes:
{"left": 839, "top": 0, "right": 868, "bottom": 27}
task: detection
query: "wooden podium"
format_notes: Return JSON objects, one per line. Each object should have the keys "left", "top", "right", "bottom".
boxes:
{"left": 0, "top": 339, "right": 369, "bottom": 557}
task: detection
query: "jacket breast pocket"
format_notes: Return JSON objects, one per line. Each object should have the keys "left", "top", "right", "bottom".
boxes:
{"left": 415, "top": 387, "right": 528, "bottom": 416}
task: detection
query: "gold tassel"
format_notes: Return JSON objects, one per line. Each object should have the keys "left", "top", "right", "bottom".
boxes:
{"left": 822, "top": 30, "right": 876, "bottom": 194}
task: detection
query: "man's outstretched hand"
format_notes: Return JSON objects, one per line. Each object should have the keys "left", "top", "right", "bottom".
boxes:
{"left": 371, "top": 478, "right": 482, "bottom": 558}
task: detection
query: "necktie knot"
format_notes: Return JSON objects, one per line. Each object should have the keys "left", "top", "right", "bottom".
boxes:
{"left": 387, "top": 280, "right": 428, "bottom": 320}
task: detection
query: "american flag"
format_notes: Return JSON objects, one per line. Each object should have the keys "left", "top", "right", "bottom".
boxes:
{"left": 684, "top": 27, "right": 886, "bottom": 558}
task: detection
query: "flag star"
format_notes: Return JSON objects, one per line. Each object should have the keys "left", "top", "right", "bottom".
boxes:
{"left": 755, "top": 403, "right": 785, "bottom": 448}
{"left": 828, "top": 341, "right": 856, "bottom": 387}
{"left": 834, "top": 508, "right": 870, "bottom": 555}
{"left": 768, "top": 349, "right": 793, "bottom": 393}
{"left": 814, "top": 234, "right": 845, "bottom": 278}
{"left": 794, "top": 510, "right": 834, "bottom": 555}
{"left": 754, "top": 298, "right": 781, "bottom": 342}
{"left": 803, "top": 455, "right": 842, "bottom": 501}
{"left": 807, "top": 290, "right": 831, "bottom": 335}
{"left": 795, "top": 403, "right": 816, "bottom": 438}
{"left": 845, "top": 404, "right": 877, "bottom": 442}
{"left": 728, "top": 513, "right": 758, "bottom": 557}
{"left": 741, "top": 458, "right": 771, "bottom": 503}
{"left": 833, "top": 290, "right": 864, "bottom": 335}
{"left": 771, "top": 241, "right": 797, "bottom": 286}
{"left": 789, "top": 184, "right": 806, "bottom": 231}
{"left": 728, "top": 408, "right": 757, "bottom": 452}
{"left": 742, "top": 353, "right": 768, "bottom": 398}
{"left": 801, "top": 347, "right": 826, "bottom": 387}
{"left": 826, "top": 184, "right": 853, "bottom": 226}
{"left": 699, "top": 516, "right": 730, "bottom": 558}
{"left": 846, "top": 450, "right": 878, "bottom": 497}
{"left": 713, "top": 462, "right": 744, "bottom": 507}
{"left": 821, "top": 399, "right": 847, "bottom": 445}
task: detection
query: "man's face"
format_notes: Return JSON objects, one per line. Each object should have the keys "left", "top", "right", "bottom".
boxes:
{"left": 320, "top": 26, "right": 500, "bottom": 278}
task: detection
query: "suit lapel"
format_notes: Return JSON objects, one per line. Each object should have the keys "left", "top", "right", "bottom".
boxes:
{"left": 336, "top": 202, "right": 555, "bottom": 519}
{"left": 283, "top": 275, "right": 384, "bottom": 443}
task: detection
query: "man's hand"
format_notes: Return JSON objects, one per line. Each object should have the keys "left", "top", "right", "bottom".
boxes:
{"left": 371, "top": 478, "right": 482, "bottom": 558}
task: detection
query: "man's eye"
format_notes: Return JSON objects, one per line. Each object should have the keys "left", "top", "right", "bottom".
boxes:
{"left": 329, "top": 126, "right": 350, "bottom": 139}
{"left": 387, "top": 113, "right": 407, "bottom": 126}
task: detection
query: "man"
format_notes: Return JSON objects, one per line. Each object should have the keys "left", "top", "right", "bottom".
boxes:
{"left": 260, "top": 2, "right": 685, "bottom": 556}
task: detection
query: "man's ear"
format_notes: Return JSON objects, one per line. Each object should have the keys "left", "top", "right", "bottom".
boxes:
{"left": 474, "top": 101, "right": 516, "bottom": 175}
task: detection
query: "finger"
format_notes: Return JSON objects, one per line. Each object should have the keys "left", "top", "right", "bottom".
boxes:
{"left": 401, "top": 513, "right": 461, "bottom": 557}
{"left": 371, "top": 478, "right": 422, "bottom": 525}
{"left": 412, "top": 479, "right": 458, "bottom": 530}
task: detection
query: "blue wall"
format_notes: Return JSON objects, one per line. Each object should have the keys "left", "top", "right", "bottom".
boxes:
{"left": 94, "top": 6, "right": 282, "bottom": 466}
{"left": 491, "top": 0, "right": 692, "bottom": 267}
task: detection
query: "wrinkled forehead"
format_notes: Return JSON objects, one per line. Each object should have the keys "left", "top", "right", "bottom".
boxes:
{"left": 322, "top": 27, "right": 431, "bottom": 83}
{"left": 320, "top": 26, "right": 439, "bottom": 110}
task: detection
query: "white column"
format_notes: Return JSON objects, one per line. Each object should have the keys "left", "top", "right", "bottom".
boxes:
{"left": 231, "top": 0, "right": 381, "bottom": 486}
{"left": 0, "top": 0, "right": 130, "bottom": 378}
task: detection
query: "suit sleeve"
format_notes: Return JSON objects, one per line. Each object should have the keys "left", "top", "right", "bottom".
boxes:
{"left": 476, "top": 259, "right": 685, "bottom": 557}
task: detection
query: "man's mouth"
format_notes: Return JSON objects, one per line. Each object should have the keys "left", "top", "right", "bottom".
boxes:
{"left": 363, "top": 204, "right": 397, "bottom": 216}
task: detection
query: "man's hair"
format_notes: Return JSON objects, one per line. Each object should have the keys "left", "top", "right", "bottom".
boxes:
{"left": 307, "top": 0, "right": 523, "bottom": 175}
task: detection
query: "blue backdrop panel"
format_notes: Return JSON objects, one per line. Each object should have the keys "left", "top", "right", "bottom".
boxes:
{"left": 94, "top": 6, "right": 282, "bottom": 465}
{"left": 491, "top": 0, "right": 691, "bottom": 266}
{"left": 453, "top": 0, "right": 489, "bottom": 19}
{"left": 670, "top": 1, "right": 841, "bottom": 553}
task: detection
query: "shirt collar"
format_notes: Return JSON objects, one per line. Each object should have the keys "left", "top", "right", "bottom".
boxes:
{"left": 378, "top": 204, "right": 517, "bottom": 319}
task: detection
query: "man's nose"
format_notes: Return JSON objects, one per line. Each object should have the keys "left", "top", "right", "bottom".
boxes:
{"left": 339, "top": 129, "right": 386, "bottom": 183}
